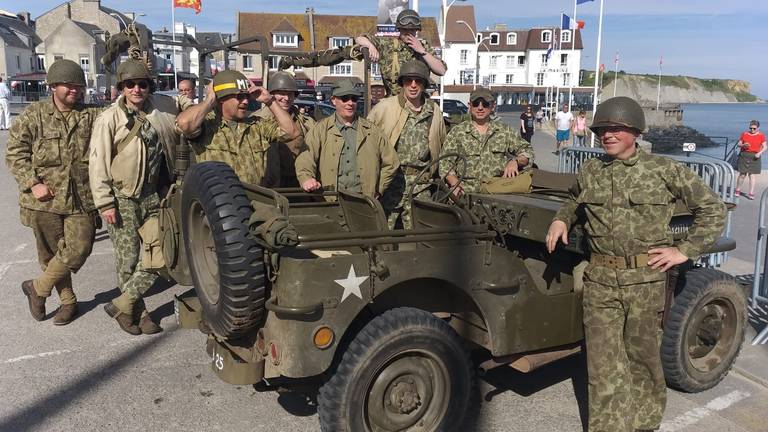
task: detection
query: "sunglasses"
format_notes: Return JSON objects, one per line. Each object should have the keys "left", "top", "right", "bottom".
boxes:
{"left": 471, "top": 99, "right": 491, "bottom": 108}
{"left": 124, "top": 80, "right": 149, "bottom": 90}
{"left": 338, "top": 95, "right": 359, "bottom": 103}
{"left": 750, "top": 127, "right": 757, "bottom": 131}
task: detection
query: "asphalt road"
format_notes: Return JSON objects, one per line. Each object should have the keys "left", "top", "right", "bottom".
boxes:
{"left": 0, "top": 126, "right": 766, "bottom": 432}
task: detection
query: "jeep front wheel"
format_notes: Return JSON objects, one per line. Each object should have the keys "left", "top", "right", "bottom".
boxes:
{"left": 318, "top": 308, "right": 473, "bottom": 432}
{"left": 181, "top": 161, "right": 267, "bottom": 339}
{"left": 661, "top": 267, "right": 747, "bottom": 392}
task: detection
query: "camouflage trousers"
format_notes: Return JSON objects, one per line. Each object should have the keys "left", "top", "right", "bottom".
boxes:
{"left": 21, "top": 208, "right": 96, "bottom": 304}
{"left": 107, "top": 193, "right": 160, "bottom": 311}
{"left": 384, "top": 171, "right": 433, "bottom": 230}
{"left": 583, "top": 269, "right": 667, "bottom": 432}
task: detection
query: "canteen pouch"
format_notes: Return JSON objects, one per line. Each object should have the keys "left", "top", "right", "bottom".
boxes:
{"left": 138, "top": 215, "right": 166, "bottom": 271}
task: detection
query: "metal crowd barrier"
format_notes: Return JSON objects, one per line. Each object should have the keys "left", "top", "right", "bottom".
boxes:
{"left": 557, "top": 147, "right": 738, "bottom": 267}
{"left": 751, "top": 188, "right": 768, "bottom": 344}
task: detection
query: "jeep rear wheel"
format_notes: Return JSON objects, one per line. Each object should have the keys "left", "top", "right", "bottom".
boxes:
{"left": 181, "top": 162, "right": 267, "bottom": 339}
{"left": 318, "top": 308, "right": 473, "bottom": 432}
{"left": 661, "top": 267, "right": 747, "bottom": 393}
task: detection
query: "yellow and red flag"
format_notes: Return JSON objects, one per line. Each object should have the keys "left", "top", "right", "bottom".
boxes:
{"left": 174, "top": 0, "right": 202, "bottom": 14}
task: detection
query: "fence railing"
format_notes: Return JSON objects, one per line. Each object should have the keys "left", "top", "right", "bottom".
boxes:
{"left": 750, "top": 188, "right": 768, "bottom": 344}
{"left": 557, "top": 147, "right": 737, "bottom": 267}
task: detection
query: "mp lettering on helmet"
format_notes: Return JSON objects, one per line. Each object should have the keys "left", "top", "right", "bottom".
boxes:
{"left": 236, "top": 79, "right": 249, "bottom": 91}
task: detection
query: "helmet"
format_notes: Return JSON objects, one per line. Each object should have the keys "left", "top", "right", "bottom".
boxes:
{"left": 396, "top": 9, "right": 421, "bottom": 30}
{"left": 116, "top": 59, "right": 154, "bottom": 91}
{"left": 589, "top": 96, "right": 646, "bottom": 134}
{"left": 47, "top": 59, "right": 86, "bottom": 87}
{"left": 397, "top": 60, "right": 430, "bottom": 85}
{"left": 212, "top": 70, "right": 251, "bottom": 99}
{"left": 268, "top": 71, "right": 298, "bottom": 93}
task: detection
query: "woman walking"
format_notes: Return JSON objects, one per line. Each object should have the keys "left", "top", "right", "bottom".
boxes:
{"left": 520, "top": 105, "right": 535, "bottom": 143}
{"left": 735, "top": 120, "right": 767, "bottom": 200}
{"left": 573, "top": 110, "right": 588, "bottom": 146}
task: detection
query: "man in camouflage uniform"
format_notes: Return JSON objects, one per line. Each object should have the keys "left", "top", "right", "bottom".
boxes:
{"left": 90, "top": 59, "right": 194, "bottom": 335}
{"left": 442, "top": 88, "right": 533, "bottom": 195}
{"left": 176, "top": 70, "right": 298, "bottom": 187}
{"left": 355, "top": 9, "right": 447, "bottom": 97}
{"left": 546, "top": 96, "right": 726, "bottom": 432}
{"left": 296, "top": 79, "right": 398, "bottom": 201}
{"left": 255, "top": 71, "right": 315, "bottom": 187}
{"left": 7, "top": 59, "right": 101, "bottom": 325}
{"left": 368, "top": 60, "right": 445, "bottom": 228}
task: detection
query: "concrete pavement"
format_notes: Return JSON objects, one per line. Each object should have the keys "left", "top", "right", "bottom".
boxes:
{"left": 1, "top": 119, "right": 767, "bottom": 431}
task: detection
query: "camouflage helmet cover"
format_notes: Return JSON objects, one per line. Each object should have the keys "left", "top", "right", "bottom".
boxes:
{"left": 47, "top": 59, "right": 86, "bottom": 87}
{"left": 396, "top": 9, "right": 421, "bottom": 30}
{"left": 590, "top": 96, "right": 646, "bottom": 133}
{"left": 397, "top": 60, "right": 430, "bottom": 85}
{"left": 268, "top": 71, "right": 299, "bottom": 93}
{"left": 116, "top": 59, "right": 152, "bottom": 84}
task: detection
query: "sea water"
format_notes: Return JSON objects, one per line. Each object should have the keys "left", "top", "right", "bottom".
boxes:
{"left": 682, "top": 103, "right": 768, "bottom": 167}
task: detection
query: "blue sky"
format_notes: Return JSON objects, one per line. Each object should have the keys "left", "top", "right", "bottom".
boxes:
{"left": 3, "top": 0, "right": 766, "bottom": 98}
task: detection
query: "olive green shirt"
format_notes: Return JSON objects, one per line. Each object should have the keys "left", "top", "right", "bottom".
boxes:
{"left": 336, "top": 116, "right": 363, "bottom": 193}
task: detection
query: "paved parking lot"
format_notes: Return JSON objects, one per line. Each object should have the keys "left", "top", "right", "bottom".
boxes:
{"left": 0, "top": 124, "right": 766, "bottom": 431}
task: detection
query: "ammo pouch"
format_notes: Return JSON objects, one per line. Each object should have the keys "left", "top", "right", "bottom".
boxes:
{"left": 138, "top": 215, "right": 166, "bottom": 271}
{"left": 479, "top": 169, "right": 533, "bottom": 194}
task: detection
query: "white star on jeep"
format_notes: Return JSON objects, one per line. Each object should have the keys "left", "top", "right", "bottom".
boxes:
{"left": 335, "top": 265, "right": 368, "bottom": 303}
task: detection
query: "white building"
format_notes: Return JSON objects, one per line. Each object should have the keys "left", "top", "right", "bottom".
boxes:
{"left": 153, "top": 22, "right": 198, "bottom": 91}
{"left": 441, "top": 5, "right": 591, "bottom": 107}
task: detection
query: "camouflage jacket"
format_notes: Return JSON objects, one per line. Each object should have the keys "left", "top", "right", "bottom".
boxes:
{"left": 296, "top": 115, "right": 399, "bottom": 199}
{"left": 255, "top": 106, "right": 316, "bottom": 187}
{"left": 554, "top": 148, "right": 726, "bottom": 284}
{"left": 441, "top": 119, "right": 534, "bottom": 193}
{"left": 6, "top": 98, "right": 104, "bottom": 214}
{"left": 188, "top": 111, "right": 284, "bottom": 187}
{"left": 367, "top": 35, "right": 445, "bottom": 96}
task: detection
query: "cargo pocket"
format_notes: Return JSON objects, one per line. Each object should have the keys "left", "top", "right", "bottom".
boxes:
{"left": 32, "top": 131, "right": 62, "bottom": 167}
{"left": 628, "top": 191, "right": 671, "bottom": 242}
{"left": 576, "top": 189, "right": 610, "bottom": 237}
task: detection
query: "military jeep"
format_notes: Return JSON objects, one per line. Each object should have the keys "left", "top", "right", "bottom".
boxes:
{"left": 157, "top": 148, "right": 746, "bottom": 431}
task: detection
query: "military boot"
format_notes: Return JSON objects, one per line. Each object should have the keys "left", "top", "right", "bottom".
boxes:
{"left": 53, "top": 303, "right": 79, "bottom": 326}
{"left": 135, "top": 299, "right": 162, "bottom": 335}
{"left": 21, "top": 280, "right": 46, "bottom": 321}
{"left": 104, "top": 299, "right": 141, "bottom": 335}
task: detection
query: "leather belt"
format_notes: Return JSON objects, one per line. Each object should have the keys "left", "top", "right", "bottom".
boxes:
{"left": 590, "top": 253, "right": 649, "bottom": 270}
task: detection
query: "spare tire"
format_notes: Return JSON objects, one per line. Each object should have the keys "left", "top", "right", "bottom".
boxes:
{"left": 181, "top": 161, "right": 267, "bottom": 339}
{"left": 661, "top": 267, "right": 747, "bottom": 393}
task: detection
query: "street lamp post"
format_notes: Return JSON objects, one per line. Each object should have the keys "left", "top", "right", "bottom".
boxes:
{"left": 438, "top": 0, "right": 465, "bottom": 112}
{"left": 456, "top": 20, "right": 489, "bottom": 90}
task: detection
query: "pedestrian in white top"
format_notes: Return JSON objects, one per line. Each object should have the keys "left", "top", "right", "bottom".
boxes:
{"left": 554, "top": 104, "right": 574, "bottom": 154}
{"left": 0, "top": 77, "right": 11, "bottom": 130}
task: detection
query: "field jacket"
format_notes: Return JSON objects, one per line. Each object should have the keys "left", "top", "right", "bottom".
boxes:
{"left": 89, "top": 94, "right": 192, "bottom": 210}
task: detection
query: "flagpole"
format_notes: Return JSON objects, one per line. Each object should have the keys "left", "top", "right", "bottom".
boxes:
{"left": 568, "top": 0, "right": 576, "bottom": 110}
{"left": 589, "top": 0, "right": 604, "bottom": 148}
{"left": 171, "top": 0, "right": 179, "bottom": 90}
{"left": 656, "top": 55, "right": 663, "bottom": 110}
{"left": 555, "top": 16, "right": 561, "bottom": 111}
{"left": 612, "top": 50, "right": 618, "bottom": 97}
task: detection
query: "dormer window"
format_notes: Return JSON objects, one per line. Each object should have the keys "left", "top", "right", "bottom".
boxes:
{"left": 506, "top": 32, "right": 517, "bottom": 45}
{"left": 330, "top": 37, "right": 352, "bottom": 48}
{"left": 273, "top": 33, "right": 298, "bottom": 48}
{"left": 561, "top": 30, "right": 571, "bottom": 43}
{"left": 541, "top": 30, "right": 552, "bottom": 43}
{"left": 490, "top": 32, "right": 499, "bottom": 45}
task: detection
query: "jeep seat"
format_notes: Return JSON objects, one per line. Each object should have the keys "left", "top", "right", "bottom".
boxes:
{"left": 336, "top": 189, "right": 389, "bottom": 233}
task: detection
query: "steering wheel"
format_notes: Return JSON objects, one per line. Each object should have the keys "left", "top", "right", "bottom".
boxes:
{"left": 406, "top": 153, "right": 467, "bottom": 206}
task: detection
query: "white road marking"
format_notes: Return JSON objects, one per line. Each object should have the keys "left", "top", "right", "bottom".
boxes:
{"left": 12, "top": 243, "right": 27, "bottom": 253}
{"left": 0, "top": 264, "right": 10, "bottom": 281}
{"left": 659, "top": 390, "right": 751, "bottom": 431}
{"left": 1, "top": 338, "right": 145, "bottom": 365}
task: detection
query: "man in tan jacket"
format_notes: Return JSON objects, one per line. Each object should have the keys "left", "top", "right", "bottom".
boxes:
{"left": 89, "top": 60, "right": 193, "bottom": 335}
{"left": 368, "top": 60, "right": 445, "bottom": 228}
{"left": 296, "top": 79, "right": 398, "bottom": 201}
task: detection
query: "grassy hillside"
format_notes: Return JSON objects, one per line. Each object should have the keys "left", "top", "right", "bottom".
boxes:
{"left": 580, "top": 71, "right": 758, "bottom": 102}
